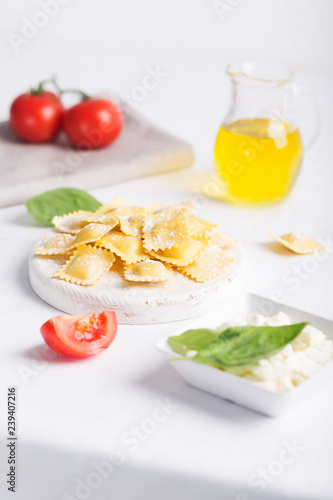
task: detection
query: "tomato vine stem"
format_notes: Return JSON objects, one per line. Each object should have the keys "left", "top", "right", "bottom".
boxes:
{"left": 60, "top": 89, "right": 91, "bottom": 100}
{"left": 30, "top": 76, "right": 60, "bottom": 95}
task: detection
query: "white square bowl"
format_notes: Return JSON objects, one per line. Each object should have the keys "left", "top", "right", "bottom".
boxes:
{"left": 156, "top": 293, "right": 333, "bottom": 417}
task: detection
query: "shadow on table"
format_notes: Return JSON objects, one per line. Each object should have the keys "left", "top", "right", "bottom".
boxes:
{"left": 135, "top": 361, "right": 264, "bottom": 424}
{"left": 15, "top": 255, "right": 85, "bottom": 364}
{"left": 22, "top": 343, "right": 90, "bottom": 364}
{"left": 0, "top": 121, "right": 22, "bottom": 143}
{"left": 12, "top": 211, "right": 50, "bottom": 228}
{"left": 262, "top": 241, "right": 298, "bottom": 257}
{"left": 16, "top": 439, "right": 316, "bottom": 500}
{"left": 17, "top": 251, "right": 39, "bottom": 302}
{"left": 16, "top": 253, "right": 86, "bottom": 365}
{"left": 0, "top": 120, "right": 67, "bottom": 146}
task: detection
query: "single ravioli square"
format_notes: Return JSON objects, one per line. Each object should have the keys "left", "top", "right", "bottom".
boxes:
{"left": 143, "top": 207, "right": 191, "bottom": 251}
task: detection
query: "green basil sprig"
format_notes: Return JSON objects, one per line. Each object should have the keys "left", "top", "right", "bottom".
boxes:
{"left": 25, "top": 188, "right": 102, "bottom": 226}
{"left": 168, "top": 328, "right": 219, "bottom": 355}
{"left": 168, "top": 322, "right": 308, "bottom": 370}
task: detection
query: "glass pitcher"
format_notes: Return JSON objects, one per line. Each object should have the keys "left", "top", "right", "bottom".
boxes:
{"left": 214, "top": 62, "right": 317, "bottom": 206}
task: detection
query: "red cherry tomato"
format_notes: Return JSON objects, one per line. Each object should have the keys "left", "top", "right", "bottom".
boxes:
{"left": 40, "top": 311, "right": 117, "bottom": 358}
{"left": 63, "top": 98, "right": 123, "bottom": 149}
{"left": 10, "top": 91, "right": 63, "bottom": 143}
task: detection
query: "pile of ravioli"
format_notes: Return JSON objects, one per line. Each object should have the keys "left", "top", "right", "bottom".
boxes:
{"left": 35, "top": 198, "right": 235, "bottom": 286}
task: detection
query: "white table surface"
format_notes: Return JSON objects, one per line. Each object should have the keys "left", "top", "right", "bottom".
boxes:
{"left": 0, "top": 70, "right": 333, "bottom": 500}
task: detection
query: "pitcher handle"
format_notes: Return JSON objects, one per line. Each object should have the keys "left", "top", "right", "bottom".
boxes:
{"left": 292, "top": 85, "right": 321, "bottom": 150}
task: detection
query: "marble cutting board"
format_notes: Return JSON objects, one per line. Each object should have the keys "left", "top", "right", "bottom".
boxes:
{"left": 0, "top": 102, "right": 193, "bottom": 208}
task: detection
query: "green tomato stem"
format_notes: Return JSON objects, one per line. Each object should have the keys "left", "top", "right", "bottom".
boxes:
{"left": 59, "top": 89, "right": 91, "bottom": 101}
{"left": 30, "top": 76, "right": 61, "bottom": 95}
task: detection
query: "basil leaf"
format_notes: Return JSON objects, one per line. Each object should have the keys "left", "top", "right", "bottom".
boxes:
{"left": 193, "top": 322, "right": 308, "bottom": 370}
{"left": 25, "top": 188, "right": 102, "bottom": 226}
{"left": 168, "top": 328, "right": 219, "bottom": 355}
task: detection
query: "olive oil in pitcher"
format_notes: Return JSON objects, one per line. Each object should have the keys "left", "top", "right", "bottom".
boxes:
{"left": 214, "top": 118, "right": 303, "bottom": 205}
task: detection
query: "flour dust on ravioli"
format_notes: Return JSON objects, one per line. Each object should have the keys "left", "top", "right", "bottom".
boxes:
{"left": 88, "top": 197, "right": 130, "bottom": 219}
{"left": 143, "top": 207, "right": 191, "bottom": 251}
{"left": 95, "top": 232, "right": 149, "bottom": 264}
{"left": 177, "top": 239, "right": 234, "bottom": 282}
{"left": 268, "top": 231, "right": 326, "bottom": 254}
{"left": 148, "top": 236, "right": 208, "bottom": 266}
{"left": 35, "top": 233, "right": 76, "bottom": 255}
{"left": 55, "top": 245, "right": 115, "bottom": 285}
{"left": 65, "top": 223, "right": 114, "bottom": 251}
{"left": 124, "top": 259, "right": 173, "bottom": 282}
{"left": 52, "top": 210, "right": 92, "bottom": 234}
{"left": 36, "top": 197, "right": 237, "bottom": 287}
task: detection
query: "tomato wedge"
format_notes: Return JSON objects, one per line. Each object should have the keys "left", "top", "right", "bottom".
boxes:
{"left": 40, "top": 311, "right": 117, "bottom": 358}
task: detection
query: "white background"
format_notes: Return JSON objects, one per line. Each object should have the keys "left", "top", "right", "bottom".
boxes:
{"left": 1, "top": 0, "right": 332, "bottom": 174}
{"left": 1, "top": 2, "right": 333, "bottom": 500}
{"left": 1, "top": 0, "right": 333, "bottom": 116}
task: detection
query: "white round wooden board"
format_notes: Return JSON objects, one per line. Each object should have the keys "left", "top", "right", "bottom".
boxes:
{"left": 29, "top": 232, "right": 247, "bottom": 324}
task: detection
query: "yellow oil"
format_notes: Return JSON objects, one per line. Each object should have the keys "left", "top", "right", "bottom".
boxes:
{"left": 214, "top": 118, "right": 303, "bottom": 205}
